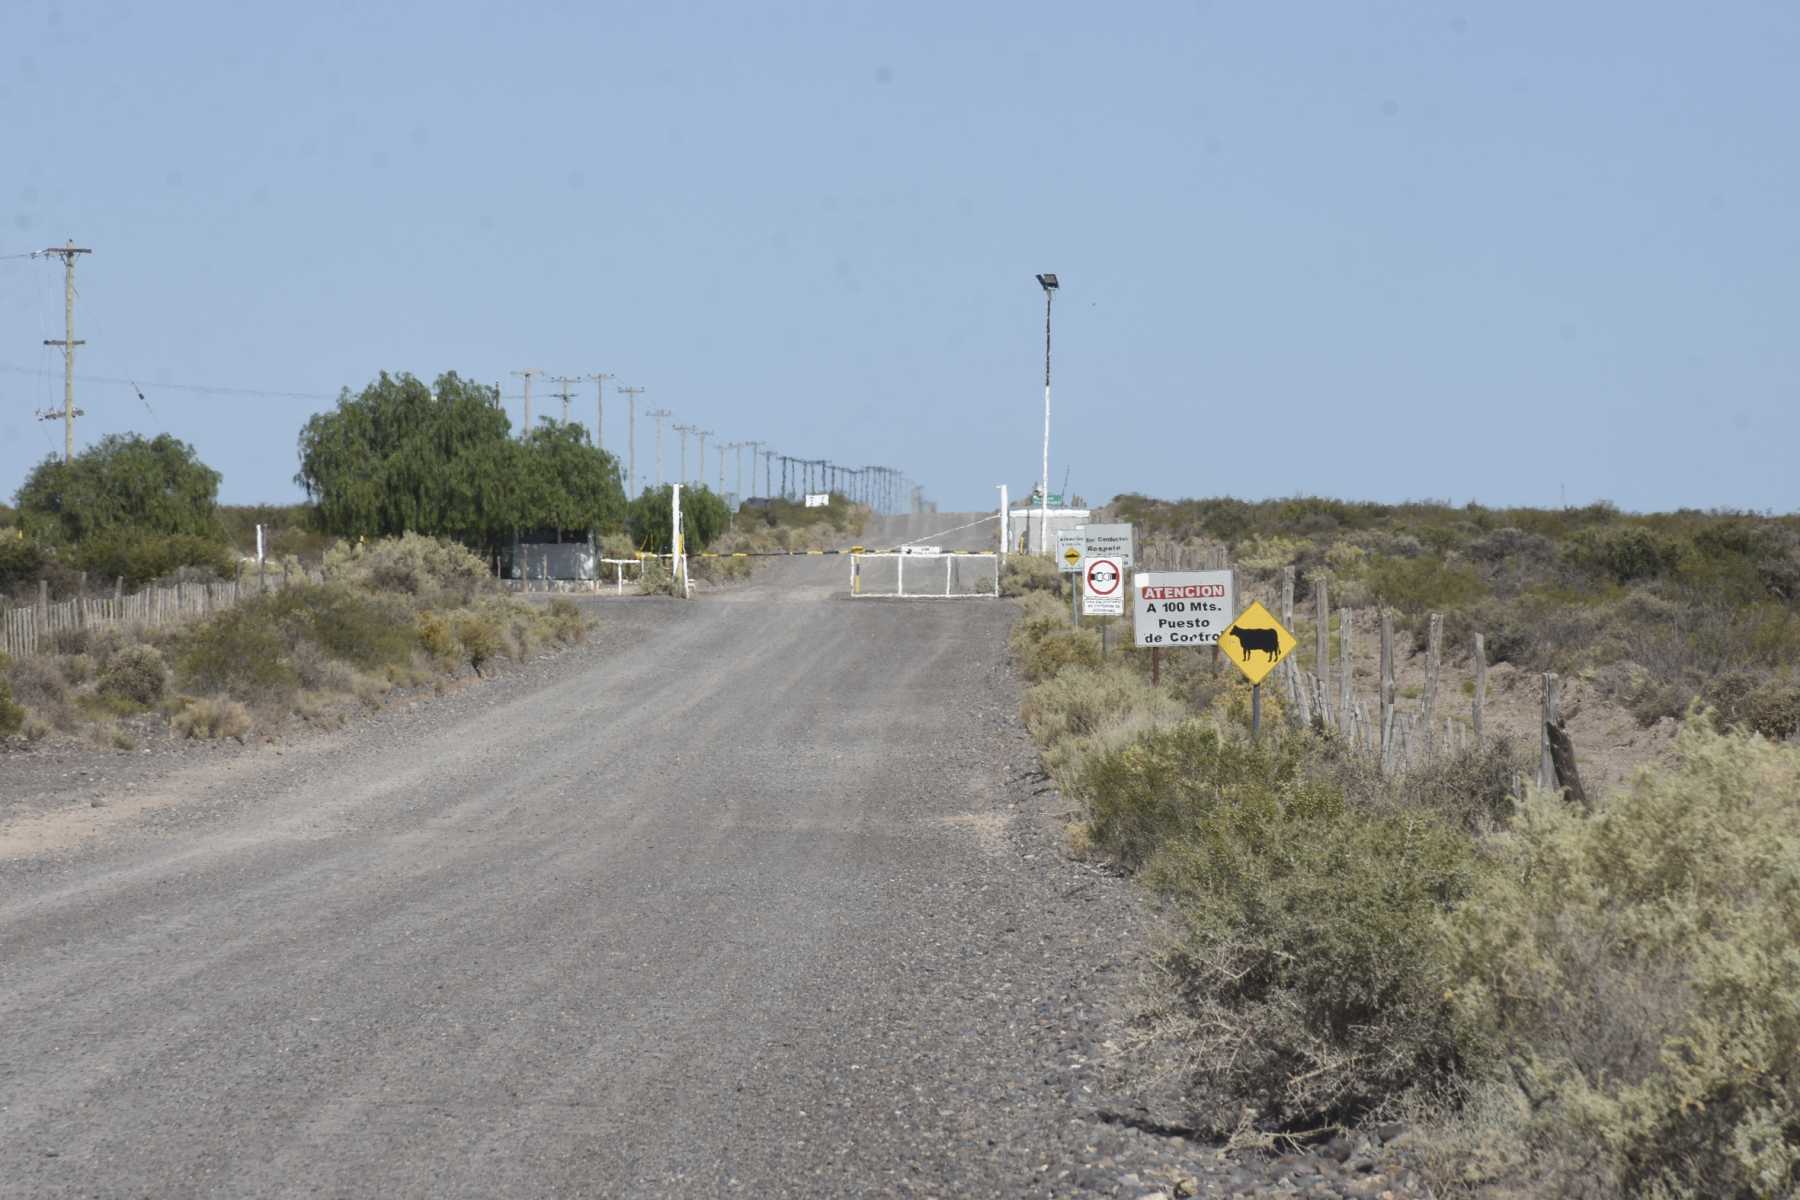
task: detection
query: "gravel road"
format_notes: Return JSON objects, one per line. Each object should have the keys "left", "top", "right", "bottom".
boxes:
{"left": 0, "top": 555, "right": 1163, "bottom": 1198}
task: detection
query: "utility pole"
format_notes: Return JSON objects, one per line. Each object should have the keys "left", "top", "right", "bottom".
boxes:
{"left": 1036, "top": 272, "right": 1059, "bottom": 555}
{"left": 672, "top": 423, "right": 695, "bottom": 486}
{"left": 695, "top": 430, "right": 713, "bottom": 489}
{"left": 646, "top": 408, "right": 673, "bottom": 487}
{"left": 548, "top": 375, "right": 581, "bottom": 424}
{"left": 585, "top": 373, "right": 614, "bottom": 450}
{"left": 619, "top": 385, "right": 647, "bottom": 493}
{"left": 716, "top": 441, "right": 728, "bottom": 498}
{"left": 39, "top": 241, "right": 91, "bottom": 463}
{"left": 745, "top": 442, "right": 766, "bottom": 498}
{"left": 511, "top": 369, "right": 541, "bottom": 438}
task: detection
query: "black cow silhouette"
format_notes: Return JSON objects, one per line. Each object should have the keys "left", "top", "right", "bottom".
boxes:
{"left": 1227, "top": 624, "right": 1280, "bottom": 661}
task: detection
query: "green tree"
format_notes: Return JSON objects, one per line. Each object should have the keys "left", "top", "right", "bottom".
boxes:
{"left": 515, "top": 421, "right": 628, "bottom": 537}
{"left": 14, "top": 433, "right": 223, "bottom": 545}
{"left": 298, "top": 373, "right": 626, "bottom": 553}
{"left": 628, "top": 484, "right": 728, "bottom": 554}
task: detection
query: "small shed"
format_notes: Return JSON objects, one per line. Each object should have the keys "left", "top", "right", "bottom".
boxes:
{"left": 504, "top": 528, "right": 599, "bottom": 582}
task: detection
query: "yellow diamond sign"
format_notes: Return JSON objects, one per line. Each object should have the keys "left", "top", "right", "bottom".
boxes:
{"left": 1220, "top": 600, "right": 1297, "bottom": 685}
{"left": 1062, "top": 545, "right": 1081, "bottom": 569}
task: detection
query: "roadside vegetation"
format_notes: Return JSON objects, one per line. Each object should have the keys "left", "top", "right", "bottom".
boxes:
{"left": 1011, "top": 495, "right": 1800, "bottom": 1197}
{"left": 1110, "top": 494, "right": 1800, "bottom": 739}
{"left": 1, "top": 534, "right": 588, "bottom": 751}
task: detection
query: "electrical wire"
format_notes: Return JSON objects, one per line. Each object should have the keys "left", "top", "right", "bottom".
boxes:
{"left": 0, "top": 363, "right": 334, "bottom": 402}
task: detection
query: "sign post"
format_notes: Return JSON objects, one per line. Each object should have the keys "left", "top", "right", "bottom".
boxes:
{"left": 1218, "top": 600, "right": 1298, "bottom": 739}
{"left": 1082, "top": 557, "right": 1125, "bottom": 617}
{"left": 1056, "top": 528, "right": 1085, "bottom": 625}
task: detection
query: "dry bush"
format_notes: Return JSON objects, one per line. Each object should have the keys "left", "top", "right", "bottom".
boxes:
{"left": 0, "top": 675, "right": 23, "bottom": 737}
{"left": 171, "top": 696, "right": 252, "bottom": 741}
{"left": 453, "top": 614, "right": 502, "bottom": 676}
{"left": 5, "top": 654, "right": 79, "bottom": 730}
{"left": 1439, "top": 719, "right": 1800, "bottom": 1198}
{"left": 322, "top": 532, "right": 490, "bottom": 605}
{"left": 416, "top": 611, "right": 458, "bottom": 667}
{"left": 543, "top": 596, "right": 588, "bottom": 644}
{"left": 97, "top": 644, "right": 166, "bottom": 707}
{"left": 1000, "top": 554, "right": 1061, "bottom": 597}
{"left": 1088, "top": 721, "right": 1477, "bottom": 1135}
{"left": 1009, "top": 591, "right": 1101, "bottom": 681}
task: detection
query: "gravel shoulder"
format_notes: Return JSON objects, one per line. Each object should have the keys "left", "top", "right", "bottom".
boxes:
{"left": 0, "top": 568, "right": 1428, "bottom": 1198}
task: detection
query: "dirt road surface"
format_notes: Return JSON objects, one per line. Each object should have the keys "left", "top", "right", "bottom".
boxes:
{"left": 0, "top": 531, "right": 1172, "bottom": 1198}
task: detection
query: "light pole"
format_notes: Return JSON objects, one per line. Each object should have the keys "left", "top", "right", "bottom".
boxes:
{"left": 1035, "top": 272, "right": 1058, "bottom": 556}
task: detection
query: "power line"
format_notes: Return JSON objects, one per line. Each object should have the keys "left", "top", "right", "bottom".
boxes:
{"left": 0, "top": 364, "right": 334, "bottom": 402}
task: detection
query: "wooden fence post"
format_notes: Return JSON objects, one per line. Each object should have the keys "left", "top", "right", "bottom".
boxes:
{"left": 1379, "top": 608, "right": 1395, "bottom": 771}
{"left": 1421, "top": 612, "right": 1443, "bottom": 756}
{"left": 1538, "top": 673, "right": 1560, "bottom": 790}
{"left": 1314, "top": 573, "right": 1330, "bottom": 721}
{"left": 1473, "top": 633, "right": 1487, "bottom": 744}
{"left": 1338, "top": 607, "right": 1353, "bottom": 737}
{"left": 1281, "top": 566, "right": 1298, "bottom": 718}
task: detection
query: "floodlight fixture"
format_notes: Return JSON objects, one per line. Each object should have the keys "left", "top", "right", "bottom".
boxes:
{"left": 1036, "top": 273, "right": 1059, "bottom": 290}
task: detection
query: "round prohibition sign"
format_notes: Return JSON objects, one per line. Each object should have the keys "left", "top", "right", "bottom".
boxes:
{"left": 1085, "top": 557, "right": 1122, "bottom": 596}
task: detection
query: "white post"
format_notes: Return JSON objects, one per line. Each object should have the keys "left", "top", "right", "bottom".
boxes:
{"left": 255, "top": 524, "right": 265, "bottom": 565}
{"left": 897, "top": 553, "right": 905, "bottom": 598}
{"left": 671, "top": 484, "right": 685, "bottom": 596}
{"left": 997, "top": 484, "right": 1008, "bottom": 563}
{"left": 945, "top": 555, "right": 953, "bottom": 596}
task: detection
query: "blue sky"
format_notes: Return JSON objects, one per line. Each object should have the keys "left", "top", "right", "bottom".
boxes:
{"left": 3, "top": 1, "right": 1796, "bottom": 512}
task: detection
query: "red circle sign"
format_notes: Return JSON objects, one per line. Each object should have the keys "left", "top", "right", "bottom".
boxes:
{"left": 1086, "top": 558, "right": 1121, "bottom": 595}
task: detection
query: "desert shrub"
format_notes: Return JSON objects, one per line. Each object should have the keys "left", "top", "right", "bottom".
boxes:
{"left": 98, "top": 644, "right": 166, "bottom": 707}
{"left": 0, "top": 676, "right": 23, "bottom": 736}
{"left": 1022, "top": 664, "right": 1188, "bottom": 790}
{"left": 173, "top": 603, "right": 299, "bottom": 703}
{"left": 1441, "top": 720, "right": 1800, "bottom": 1198}
{"left": 6, "top": 654, "right": 71, "bottom": 713}
{"left": 264, "top": 585, "right": 415, "bottom": 672}
{"left": 1365, "top": 554, "right": 1487, "bottom": 615}
{"left": 544, "top": 596, "right": 587, "bottom": 644}
{"left": 453, "top": 613, "right": 502, "bottom": 676}
{"left": 322, "top": 532, "right": 490, "bottom": 604}
{"left": 1564, "top": 525, "right": 1684, "bottom": 585}
{"left": 1234, "top": 534, "right": 1309, "bottom": 573}
{"left": 1094, "top": 721, "right": 1477, "bottom": 1133}
{"left": 1704, "top": 673, "right": 1800, "bottom": 742}
{"left": 1394, "top": 735, "right": 1528, "bottom": 834}
{"left": 171, "top": 696, "right": 252, "bottom": 741}
{"left": 1015, "top": 626, "right": 1100, "bottom": 681}
{"left": 1000, "top": 554, "right": 1061, "bottom": 597}
{"left": 636, "top": 555, "right": 676, "bottom": 595}
{"left": 416, "top": 611, "right": 458, "bottom": 665}
{"left": 46, "top": 625, "right": 92, "bottom": 657}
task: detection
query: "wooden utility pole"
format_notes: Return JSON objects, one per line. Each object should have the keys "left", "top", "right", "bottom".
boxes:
{"left": 547, "top": 375, "right": 582, "bottom": 424}
{"left": 511, "top": 369, "right": 541, "bottom": 438}
{"left": 619, "top": 385, "right": 647, "bottom": 492}
{"left": 585, "top": 373, "right": 614, "bottom": 450}
{"left": 645, "top": 406, "right": 672, "bottom": 488}
{"left": 39, "top": 241, "right": 92, "bottom": 463}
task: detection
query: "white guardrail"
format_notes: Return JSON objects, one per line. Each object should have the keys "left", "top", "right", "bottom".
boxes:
{"left": 848, "top": 551, "right": 1000, "bottom": 599}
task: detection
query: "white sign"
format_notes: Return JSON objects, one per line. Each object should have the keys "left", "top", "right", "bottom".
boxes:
{"left": 1082, "top": 557, "right": 1125, "bottom": 616}
{"left": 900, "top": 545, "right": 942, "bottom": 555}
{"left": 1082, "top": 523, "right": 1134, "bottom": 569}
{"left": 804, "top": 493, "right": 830, "bottom": 508}
{"left": 1133, "top": 570, "right": 1233, "bottom": 647}
{"left": 1055, "top": 528, "right": 1085, "bottom": 573}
